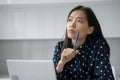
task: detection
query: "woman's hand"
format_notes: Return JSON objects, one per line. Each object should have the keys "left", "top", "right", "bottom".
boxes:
{"left": 60, "top": 48, "right": 79, "bottom": 64}
{"left": 56, "top": 48, "right": 79, "bottom": 73}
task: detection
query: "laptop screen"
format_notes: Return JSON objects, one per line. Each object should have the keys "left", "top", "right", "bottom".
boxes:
{"left": 7, "top": 60, "right": 56, "bottom": 80}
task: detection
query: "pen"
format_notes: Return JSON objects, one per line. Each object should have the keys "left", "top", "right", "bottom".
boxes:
{"left": 73, "top": 32, "right": 79, "bottom": 50}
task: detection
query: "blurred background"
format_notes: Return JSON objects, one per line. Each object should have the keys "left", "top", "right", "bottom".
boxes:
{"left": 0, "top": 0, "right": 120, "bottom": 80}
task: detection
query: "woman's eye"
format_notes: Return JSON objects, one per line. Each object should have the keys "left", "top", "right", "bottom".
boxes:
{"left": 78, "top": 20, "right": 83, "bottom": 23}
{"left": 68, "top": 18, "right": 72, "bottom": 22}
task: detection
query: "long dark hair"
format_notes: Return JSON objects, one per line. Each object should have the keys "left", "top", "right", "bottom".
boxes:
{"left": 62, "top": 5, "right": 110, "bottom": 56}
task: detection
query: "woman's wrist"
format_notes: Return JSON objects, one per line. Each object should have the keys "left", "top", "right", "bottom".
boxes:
{"left": 58, "top": 60, "right": 65, "bottom": 65}
{"left": 56, "top": 60, "right": 65, "bottom": 73}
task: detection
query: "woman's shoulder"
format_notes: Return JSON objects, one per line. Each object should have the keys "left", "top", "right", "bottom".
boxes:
{"left": 56, "top": 41, "right": 64, "bottom": 46}
{"left": 55, "top": 41, "right": 64, "bottom": 49}
{"left": 54, "top": 41, "right": 64, "bottom": 54}
{"left": 94, "top": 37, "right": 105, "bottom": 45}
{"left": 93, "top": 37, "right": 108, "bottom": 50}
{"left": 57, "top": 41, "right": 64, "bottom": 45}
{"left": 90, "top": 37, "right": 110, "bottom": 57}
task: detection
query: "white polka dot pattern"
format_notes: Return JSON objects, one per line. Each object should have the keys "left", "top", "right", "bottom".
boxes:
{"left": 53, "top": 37, "right": 115, "bottom": 80}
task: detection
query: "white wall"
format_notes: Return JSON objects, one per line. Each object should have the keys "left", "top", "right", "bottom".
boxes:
{"left": 108, "top": 38, "right": 120, "bottom": 79}
{"left": 0, "top": 1, "right": 120, "bottom": 39}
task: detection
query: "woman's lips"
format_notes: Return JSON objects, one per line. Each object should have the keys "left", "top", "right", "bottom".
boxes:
{"left": 68, "top": 30, "right": 75, "bottom": 33}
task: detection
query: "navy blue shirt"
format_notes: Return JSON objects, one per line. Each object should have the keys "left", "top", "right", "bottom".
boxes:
{"left": 53, "top": 37, "right": 114, "bottom": 80}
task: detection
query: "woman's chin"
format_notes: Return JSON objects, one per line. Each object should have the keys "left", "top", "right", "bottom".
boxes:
{"left": 68, "top": 35, "right": 75, "bottom": 39}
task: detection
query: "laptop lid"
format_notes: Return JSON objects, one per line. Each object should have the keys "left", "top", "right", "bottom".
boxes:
{"left": 6, "top": 60, "right": 56, "bottom": 80}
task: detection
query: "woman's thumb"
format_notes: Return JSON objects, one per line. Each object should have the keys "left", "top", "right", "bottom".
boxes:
{"left": 76, "top": 50, "right": 79, "bottom": 54}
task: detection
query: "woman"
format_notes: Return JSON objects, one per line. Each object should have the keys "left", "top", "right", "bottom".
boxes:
{"left": 53, "top": 5, "right": 114, "bottom": 80}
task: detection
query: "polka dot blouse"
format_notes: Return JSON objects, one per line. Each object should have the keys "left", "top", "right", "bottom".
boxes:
{"left": 53, "top": 37, "right": 114, "bottom": 80}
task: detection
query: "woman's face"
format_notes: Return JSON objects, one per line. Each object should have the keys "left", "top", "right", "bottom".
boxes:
{"left": 67, "top": 10, "right": 93, "bottom": 40}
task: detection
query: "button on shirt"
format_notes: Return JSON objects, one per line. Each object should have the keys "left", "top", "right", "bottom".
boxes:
{"left": 53, "top": 37, "right": 114, "bottom": 80}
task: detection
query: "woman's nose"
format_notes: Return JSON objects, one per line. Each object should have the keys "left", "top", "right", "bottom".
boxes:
{"left": 70, "top": 21, "right": 76, "bottom": 28}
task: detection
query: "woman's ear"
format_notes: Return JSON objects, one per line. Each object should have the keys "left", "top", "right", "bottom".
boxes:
{"left": 87, "top": 26, "right": 94, "bottom": 34}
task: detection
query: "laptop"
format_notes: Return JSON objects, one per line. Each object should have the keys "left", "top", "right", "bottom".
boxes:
{"left": 6, "top": 60, "right": 56, "bottom": 80}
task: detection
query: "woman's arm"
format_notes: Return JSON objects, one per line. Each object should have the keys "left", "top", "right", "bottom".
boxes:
{"left": 56, "top": 48, "right": 79, "bottom": 73}
{"left": 56, "top": 60, "right": 65, "bottom": 73}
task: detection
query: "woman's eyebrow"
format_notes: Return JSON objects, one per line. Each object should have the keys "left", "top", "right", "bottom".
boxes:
{"left": 69, "top": 16, "right": 85, "bottom": 19}
{"left": 77, "top": 17, "right": 85, "bottom": 20}
{"left": 68, "top": 16, "right": 73, "bottom": 18}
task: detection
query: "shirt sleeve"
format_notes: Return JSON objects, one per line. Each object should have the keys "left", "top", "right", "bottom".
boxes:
{"left": 53, "top": 41, "right": 67, "bottom": 80}
{"left": 53, "top": 42, "right": 61, "bottom": 68}
{"left": 93, "top": 42, "right": 115, "bottom": 80}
